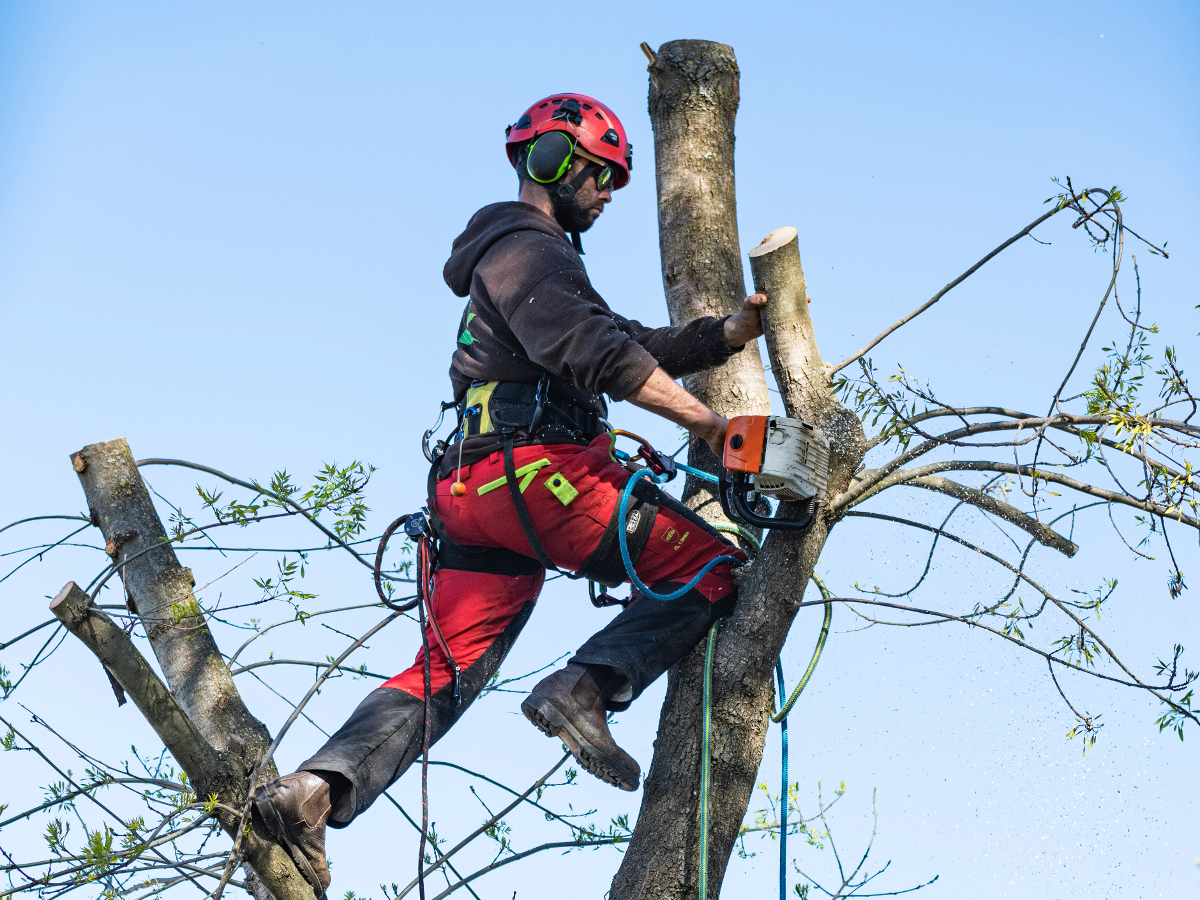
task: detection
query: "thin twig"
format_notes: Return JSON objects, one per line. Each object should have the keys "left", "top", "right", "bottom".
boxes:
{"left": 831, "top": 193, "right": 1084, "bottom": 373}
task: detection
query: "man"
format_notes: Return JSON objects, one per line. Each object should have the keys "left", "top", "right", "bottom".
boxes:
{"left": 254, "top": 93, "right": 767, "bottom": 896}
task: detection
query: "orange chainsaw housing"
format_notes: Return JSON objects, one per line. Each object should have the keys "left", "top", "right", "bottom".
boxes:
{"left": 722, "top": 416, "right": 768, "bottom": 474}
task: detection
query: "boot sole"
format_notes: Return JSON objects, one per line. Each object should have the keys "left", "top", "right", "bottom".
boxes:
{"left": 521, "top": 696, "right": 639, "bottom": 792}
{"left": 254, "top": 786, "right": 330, "bottom": 900}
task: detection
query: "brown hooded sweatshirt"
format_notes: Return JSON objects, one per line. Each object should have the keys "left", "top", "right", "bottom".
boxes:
{"left": 442, "top": 201, "right": 742, "bottom": 430}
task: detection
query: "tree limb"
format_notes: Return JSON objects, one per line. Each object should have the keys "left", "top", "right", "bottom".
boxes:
{"left": 788, "top": 596, "right": 1196, "bottom": 723}
{"left": 428, "top": 837, "right": 629, "bottom": 900}
{"left": 49, "top": 582, "right": 225, "bottom": 781}
{"left": 835, "top": 459, "right": 1200, "bottom": 529}
{"left": 845, "top": 471, "right": 1078, "bottom": 556}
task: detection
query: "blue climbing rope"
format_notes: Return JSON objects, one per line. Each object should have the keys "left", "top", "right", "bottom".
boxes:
{"left": 617, "top": 468, "right": 743, "bottom": 602}
{"left": 770, "top": 575, "right": 833, "bottom": 900}
{"left": 775, "top": 660, "right": 789, "bottom": 899}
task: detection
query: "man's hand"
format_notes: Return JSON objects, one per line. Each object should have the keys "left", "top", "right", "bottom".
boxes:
{"left": 723, "top": 293, "right": 768, "bottom": 347}
{"left": 699, "top": 412, "right": 730, "bottom": 459}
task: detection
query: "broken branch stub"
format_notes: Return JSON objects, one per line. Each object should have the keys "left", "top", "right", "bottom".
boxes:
{"left": 67, "top": 443, "right": 317, "bottom": 900}
{"left": 750, "top": 227, "right": 865, "bottom": 500}
{"left": 750, "top": 227, "right": 825, "bottom": 421}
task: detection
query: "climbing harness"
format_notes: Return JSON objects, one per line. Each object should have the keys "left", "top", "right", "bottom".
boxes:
{"left": 406, "top": 408, "right": 834, "bottom": 898}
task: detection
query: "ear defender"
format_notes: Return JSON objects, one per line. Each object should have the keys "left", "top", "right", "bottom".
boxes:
{"left": 525, "top": 131, "right": 576, "bottom": 184}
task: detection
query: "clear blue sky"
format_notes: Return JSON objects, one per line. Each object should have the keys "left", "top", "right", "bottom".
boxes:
{"left": 1, "top": 1, "right": 1197, "bottom": 897}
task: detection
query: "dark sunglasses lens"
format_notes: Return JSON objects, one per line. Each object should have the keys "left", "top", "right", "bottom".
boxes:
{"left": 596, "top": 165, "right": 613, "bottom": 191}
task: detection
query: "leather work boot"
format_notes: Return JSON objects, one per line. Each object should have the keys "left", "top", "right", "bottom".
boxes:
{"left": 521, "top": 663, "right": 641, "bottom": 791}
{"left": 253, "top": 771, "right": 334, "bottom": 899}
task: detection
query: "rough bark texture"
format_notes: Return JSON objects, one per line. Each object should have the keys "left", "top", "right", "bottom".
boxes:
{"left": 647, "top": 38, "right": 772, "bottom": 508}
{"left": 610, "top": 41, "right": 865, "bottom": 900}
{"left": 648, "top": 40, "right": 770, "bottom": 416}
{"left": 72, "top": 439, "right": 271, "bottom": 758}
{"left": 67, "top": 439, "right": 313, "bottom": 900}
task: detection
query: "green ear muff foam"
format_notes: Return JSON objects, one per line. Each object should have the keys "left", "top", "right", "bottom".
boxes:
{"left": 526, "top": 131, "right": 575, "bottom": 184}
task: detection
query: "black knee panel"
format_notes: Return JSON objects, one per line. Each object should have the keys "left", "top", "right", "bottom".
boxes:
{"left": 569, "top": 584, "right": 737, "bottom": 709}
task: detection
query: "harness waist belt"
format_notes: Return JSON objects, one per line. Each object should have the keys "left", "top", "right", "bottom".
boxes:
{"left": 459, "top": 380, "right": 606, "bottom": 443}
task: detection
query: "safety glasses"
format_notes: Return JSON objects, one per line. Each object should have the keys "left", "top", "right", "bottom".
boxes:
{"left": 574, "top": 145, "right": 617, "bottom": 193}
{"left": 593, "top": 164, "right": 615, "bottom": 193}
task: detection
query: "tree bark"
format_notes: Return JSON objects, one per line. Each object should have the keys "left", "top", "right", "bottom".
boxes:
{"left": 66, "top": 439, "right": 315, "bottom": 900}
{"left": 72, "top": 439, "right": 271, "bottom": 760}
{"left": 647, "top": 39, "right": 771, "bottom": 495}
{"left": 51, "top": 582, "right": 228, "bottom": 781}
{"left": 610, "top": 42, "right": 864, "bottom": 900}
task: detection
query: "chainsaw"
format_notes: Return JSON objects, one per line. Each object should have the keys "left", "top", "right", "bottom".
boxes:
{"left": 719, "top": 416, "right": 830, "bottom": 530}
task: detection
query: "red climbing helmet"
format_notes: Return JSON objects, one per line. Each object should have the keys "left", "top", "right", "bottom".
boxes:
{"left": 505, "top": 93, "right": 632, "bottom": 190}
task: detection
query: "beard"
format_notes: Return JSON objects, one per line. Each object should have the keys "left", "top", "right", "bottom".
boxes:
{"left": 549, "top": 189, "right": 596, "bottom": 234}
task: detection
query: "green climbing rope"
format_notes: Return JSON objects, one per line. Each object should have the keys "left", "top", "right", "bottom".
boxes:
{"left": 699, "top": 622, "right": 718, "bottom": 899}
{"left": 697, "top": 525, "right": 833, "bottom": 900}
{"left": 773, "top": 573, "right": 832, "bottom": 723}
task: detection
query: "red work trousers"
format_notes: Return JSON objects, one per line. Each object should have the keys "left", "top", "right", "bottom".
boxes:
{"left": 384, "top": 434, "right": 741, "bottom": 696}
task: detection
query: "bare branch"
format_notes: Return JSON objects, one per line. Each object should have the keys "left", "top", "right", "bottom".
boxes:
{"left": 846, "top": 470, "right": 1077, "bottom": 556}
{"left": 258, "top": 610, "right": 403, "bottom": 772}
{"left": 0, "top": 515, "right": 92, "bottom": 537}
{"left": 831, "top": 194, "right": 1084, "bottom": 374}
{"left": 229, "top": 659, "right": 389, "bottom": 679}
{"left": 790, "top": 596, "right": 1195, "bottom": 719}
{"left": 396, "top": 754, "right": 572, "bottom": 898}
{"left": 839, "top": 511, "right": 1197, "bottom": 725}
{"left": 837, "top": 459, "right": 1200, "bottom": 529}
{"left": 865, "top": 408, "right": 1195, "bottom": 483}
{"left": 428, "top": 837, "right": 628, "bottom": 900}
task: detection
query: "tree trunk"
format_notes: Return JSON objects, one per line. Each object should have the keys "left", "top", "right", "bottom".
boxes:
{"left": 67, "top": 438, "right": 315, "bottom": 900}
{"left": 72, "top": 439, "right": 272, "bottom": 759}
{"left": 610, "top": 42, "right": 864, "bottom": 900}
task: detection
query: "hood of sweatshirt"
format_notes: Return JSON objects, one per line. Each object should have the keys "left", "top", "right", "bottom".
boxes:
{"left": 443, "top": 201, "right": 570, "bottom": 297}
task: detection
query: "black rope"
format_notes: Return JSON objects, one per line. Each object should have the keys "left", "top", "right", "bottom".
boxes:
{"left": 374, "top": 516, "right": 420, "bottom": 612}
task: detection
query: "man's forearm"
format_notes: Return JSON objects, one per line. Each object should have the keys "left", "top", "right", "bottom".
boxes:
{"left": 624, "top": 367, "right": 727, "bottom": 456}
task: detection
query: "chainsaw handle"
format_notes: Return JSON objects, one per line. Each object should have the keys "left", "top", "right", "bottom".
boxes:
{"left": 719, "top": 472, "right": 818, "bottom": 531}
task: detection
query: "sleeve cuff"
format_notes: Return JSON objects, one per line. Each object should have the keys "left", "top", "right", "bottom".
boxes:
{"left": 719, "top": 315, "right": 748, "bottom": 353}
